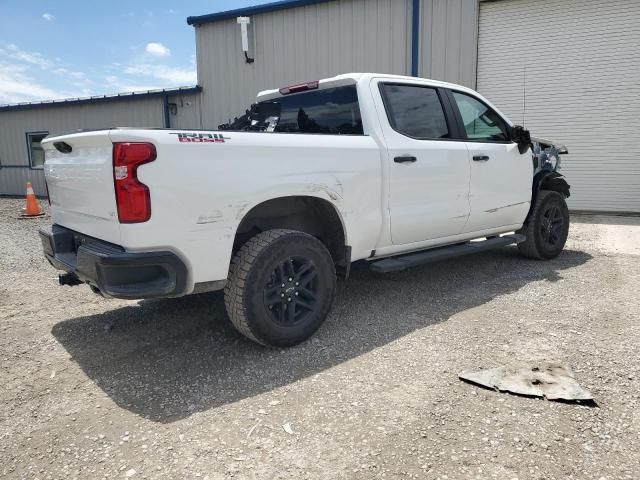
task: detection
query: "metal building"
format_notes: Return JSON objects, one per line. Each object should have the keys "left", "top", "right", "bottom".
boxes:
{"left": 188, "top": 0, "right": 479, "bottom": 129}
{"left": 1, "top": 0, "right": 638, "bottom": 212}
{"left": 187, "top": 0, "right": 639, "bottom": 213}
{"left": 0, "top": 87, "right": 201, "bottom": 196}
{"left": 476, "top": 0, "right": 640, "bottom": 213}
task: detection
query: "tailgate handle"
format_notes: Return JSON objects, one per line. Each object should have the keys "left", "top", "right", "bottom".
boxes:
{"left": 473, "top": 155, "right": 490, "bottom": 162}
{"left": 54, "top": 142, "right": 73, "bottom": 154}
{"left": 394, "top": 155, "right": 417, "bottom": 164}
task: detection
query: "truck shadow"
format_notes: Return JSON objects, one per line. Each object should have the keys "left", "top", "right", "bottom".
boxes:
{"left": 51, "top": 247, "right": 591, "bottom": 423}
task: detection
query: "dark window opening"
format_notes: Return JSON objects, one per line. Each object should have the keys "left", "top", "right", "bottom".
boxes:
{"left": 380, "top": 83, "right": 449, "bottom": 140}
{"left": 219, "top": 85, "right": 363, "bottom": 135}
{"left": 27, "top": 132, "right": 48, "bottom": 169}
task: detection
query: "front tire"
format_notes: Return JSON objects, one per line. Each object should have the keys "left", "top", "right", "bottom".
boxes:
{"left": 224, "top": 229, "right": 336, "bottom": 347}
{"left": 517, "top": 190, "right": 570, "bottom": 259}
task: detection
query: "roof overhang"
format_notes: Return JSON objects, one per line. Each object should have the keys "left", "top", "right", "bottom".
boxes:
{"left": 0, "top": 86, "right": 202, "bottom": 113}
{"left": 187, "top": 0, "right": 336, "bottom": 26}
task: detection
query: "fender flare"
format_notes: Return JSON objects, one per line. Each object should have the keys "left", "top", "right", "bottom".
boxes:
{"left": 525, "top": 171, "right": 571, "bottom": 224}
{"left": 233, "top": 193, "right": 351, "bottom": 270}
{"left": 234, "top": 192, "right": 348, "bottom": 239}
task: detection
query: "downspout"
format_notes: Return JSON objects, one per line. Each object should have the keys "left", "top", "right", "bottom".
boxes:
{"left": 163, "top": 95, "right": 171, "bottom": 128}
{"left": 411, "top": 0, "right": 420, "bottom": 77}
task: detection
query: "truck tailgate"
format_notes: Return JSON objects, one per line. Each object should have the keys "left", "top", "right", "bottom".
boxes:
{"left": 41, "top": 131, "right": 121, "bottom": 244}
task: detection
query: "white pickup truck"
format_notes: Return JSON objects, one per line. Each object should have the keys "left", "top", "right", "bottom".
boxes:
{"left": 40, "top": 73, "right": 570, "bottom": 346}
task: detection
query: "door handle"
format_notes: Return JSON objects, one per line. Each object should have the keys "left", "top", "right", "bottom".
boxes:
{"left": 394, "top": 155, "right": 417, "bottom": 163}
{"left": 473, "top": 155, "right": 490, "bottom": 162}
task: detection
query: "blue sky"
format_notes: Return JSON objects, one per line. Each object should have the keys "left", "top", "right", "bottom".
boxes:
{"left": 0, "top": 0, "right": 273, "bottom": 104}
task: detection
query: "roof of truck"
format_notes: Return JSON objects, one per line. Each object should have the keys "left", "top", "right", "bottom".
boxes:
{"left": 256, "top": 73, "right": 475, "bottom": 100}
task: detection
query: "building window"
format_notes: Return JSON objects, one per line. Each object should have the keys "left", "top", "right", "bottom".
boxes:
{"left": 27, "top": 132, "right": 48, "bottom": 169}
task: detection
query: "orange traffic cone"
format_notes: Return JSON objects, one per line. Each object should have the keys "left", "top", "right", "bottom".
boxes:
{"left": 21, "top": 182, "right": 44, "bottom": 218}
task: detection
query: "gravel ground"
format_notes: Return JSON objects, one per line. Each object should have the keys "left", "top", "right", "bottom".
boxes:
{"left": 1, "top": 197, "right": 639, "bottom": 479}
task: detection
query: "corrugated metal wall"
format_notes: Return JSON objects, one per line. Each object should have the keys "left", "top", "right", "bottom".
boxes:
{"left": 419, "top": 0, "right": 479, "bottom": 88}
{"left": 0, "top": 164, "right": 47, "bottom": 197}
{"left": 477, "top": 0, "right": 640, "bottom": 212}
{"left": 195, "top": 0, "right": 413, "bottom": 129}
{"left": 168, "top": 93, "right": 204, "bottom": 130}
{"left": 0, "top": 98, "right": 164, "bottom": 196}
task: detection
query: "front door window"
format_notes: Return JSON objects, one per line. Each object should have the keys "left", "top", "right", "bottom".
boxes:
{"left": 451, "top": 92, "right": 509, "bottom": 142}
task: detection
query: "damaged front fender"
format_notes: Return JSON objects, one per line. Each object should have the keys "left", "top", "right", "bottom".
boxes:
{"left": 530, "top": 136, "right": 570, "bottom": 198}
{"left": 523, "top": 137, "right": 570, "bottom": 224}
{"left": 531, "top": 136, "right": 568, "bottom": 174}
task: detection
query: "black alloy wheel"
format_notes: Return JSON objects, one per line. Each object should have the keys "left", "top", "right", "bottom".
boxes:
{"left": 517, "top": 190, "right": 570, "bottom": 260}
{"left": 263, "top": 256, "right": 320, "bottom": 326}
{"left": 539, "top": 203, "right": 565, "bottom": 250}
{"left": 225, "top": 229, "right": 336, "bottom": 346}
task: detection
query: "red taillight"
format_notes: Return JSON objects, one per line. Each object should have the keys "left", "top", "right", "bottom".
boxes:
{"left": 278, "top": 80, "right": 319, "bottom": 95}
{"left": 112, "top": 142, "right": 156, "bottom": 223}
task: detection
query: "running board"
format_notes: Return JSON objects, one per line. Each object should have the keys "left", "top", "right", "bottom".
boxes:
{"left": 369, "top": 234, "right": 526, "bottom": 273}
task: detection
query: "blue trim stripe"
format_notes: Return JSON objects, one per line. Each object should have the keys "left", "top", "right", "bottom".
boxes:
{"left": 187, "top": 0, "right": 336, "bottom": 25}
{"left": 163, "top": 95, "right": 171, "bottom": 128}
{"left": 411, "top": 0, "right": 420, "bottom": 77}
{"left": 0, "top": 86, "right": 202, "bottom": 112}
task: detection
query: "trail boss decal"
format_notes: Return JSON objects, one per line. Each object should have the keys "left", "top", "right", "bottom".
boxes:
{"left": 169, "top": 132, "right": 230, "bottom": 143}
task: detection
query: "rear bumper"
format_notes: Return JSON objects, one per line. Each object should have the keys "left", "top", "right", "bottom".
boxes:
{"left": 39, "top": 224, "right": 188, "bottom": 299}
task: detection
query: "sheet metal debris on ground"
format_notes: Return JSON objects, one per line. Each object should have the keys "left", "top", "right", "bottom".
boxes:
{"left": 459, "top": 363, "right": 594, "bottom": 402}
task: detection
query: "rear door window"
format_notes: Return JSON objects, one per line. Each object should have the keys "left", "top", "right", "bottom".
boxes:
{"left": 379, "top": 83, "right": 449, "bottom": 140}
{"left": 261, "top": 85, "right": 363, "bottom": 134}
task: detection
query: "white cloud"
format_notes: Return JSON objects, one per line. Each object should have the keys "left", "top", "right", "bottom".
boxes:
{"left": 0, "top": 44, "right": 52, "bottom": 69}
{"left": 0, "top": 41, "right": 196, "bottom": 104}
{"left": 0, "top": 64, "right": 69, "bottom": 104}
{"left": 52, "top": 67, "right": 88, "bottom": 80}
{"left": 103, "top": 74, "right": 158, "bottom": 93}
{"left": 42, "top": 13, "right": 55, "bottom": 21}
{"left": 0, "top": 43, "right": 96, "bottom": 103}
{"left": 124, "top": 63, "right": 196, "bottom": 85}
{"left": 145, "top": 42, "right": 170, "bottom": 57}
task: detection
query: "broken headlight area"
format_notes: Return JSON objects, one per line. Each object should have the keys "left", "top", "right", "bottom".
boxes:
{"left": 531, "top": 136, "right": 568, "bottom": 174}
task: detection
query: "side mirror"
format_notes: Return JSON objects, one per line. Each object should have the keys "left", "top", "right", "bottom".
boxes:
{"left": 512, "top": 125, "right": 531, "bottom": 154}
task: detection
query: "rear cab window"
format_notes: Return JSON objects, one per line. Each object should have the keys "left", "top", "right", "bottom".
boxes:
{"left": 221, "top": 85, "right": 364, "bottom": 135}
{"left": 272, "top": 85, "right": 363, "bottom": 134}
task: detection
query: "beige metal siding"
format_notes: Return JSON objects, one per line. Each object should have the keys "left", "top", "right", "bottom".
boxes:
{"left": 195, "top": 0, "right": 413, "bottom": 129}
{"left": 0, "top": 98, "right": 164, "bottom": 196}
{"left": 419, "top": 0, "right": 479, "bottom": 88}
{"left": 477, "top": 0, "right": 640, "bottom": 212}
{"left": 168, "top": 93, "right": 204, "bottom": 130}
{"left": 0, "top": 167, "right": 48, "bottom": 198}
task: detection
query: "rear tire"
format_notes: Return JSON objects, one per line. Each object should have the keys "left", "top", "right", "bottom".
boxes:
{"left": 224, "top": 229, "right": 336, "bottom": 347}
{"left": 517, "top": 190, "right": 569, "bottom": 260}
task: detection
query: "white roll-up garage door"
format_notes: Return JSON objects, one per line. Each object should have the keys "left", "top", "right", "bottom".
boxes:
{"left": 477, "top": 0, "right": 640, "bottom": 212}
